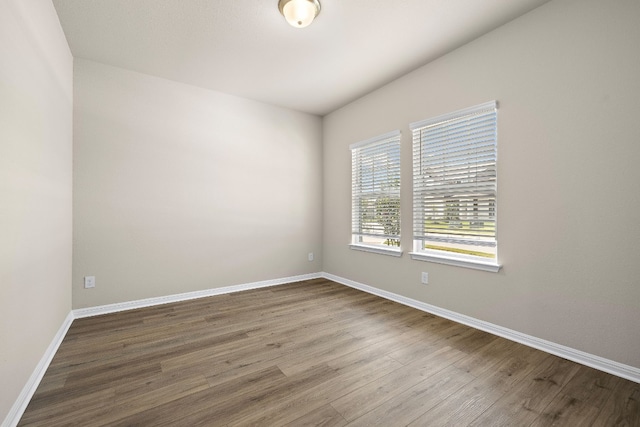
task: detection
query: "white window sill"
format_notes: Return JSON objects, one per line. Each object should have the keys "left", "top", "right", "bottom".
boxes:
{"left": 350, "top": 244, "right": 403, "bottom": 257}
{"left": 409, "top": 251, "right": 502, "bottom": 272}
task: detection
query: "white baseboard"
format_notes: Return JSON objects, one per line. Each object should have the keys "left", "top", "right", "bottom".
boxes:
{"left": 73, "top": 272, "right": 322, "bottom": 318}
{"left": 2, "top": 312, "right": 74, "bottom": 427}
{"left": 5, "top": 270, "right": 637, "bottom": 427}
{"left": 321, "top": 272, "right": 640, "bottom": 384}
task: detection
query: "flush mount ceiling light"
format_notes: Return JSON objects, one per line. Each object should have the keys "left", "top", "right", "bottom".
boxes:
{"left": 278, "top": 0, "right": 321, "bottom": 28}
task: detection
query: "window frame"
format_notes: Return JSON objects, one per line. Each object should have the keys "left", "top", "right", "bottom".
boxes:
{"left": 410, "top": 101, "right": 501, "bottom": 272}
{"left": 350, "top": 130, "right": 402, "bottom": 257}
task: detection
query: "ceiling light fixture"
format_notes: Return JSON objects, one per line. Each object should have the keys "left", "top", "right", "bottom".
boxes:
{"left": 278, "top": 0, "right": 321, "bottom": 29}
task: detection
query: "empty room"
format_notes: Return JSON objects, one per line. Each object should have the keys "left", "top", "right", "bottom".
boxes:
{"left": 1, "top": 0, "right": 639, "bottom": 425}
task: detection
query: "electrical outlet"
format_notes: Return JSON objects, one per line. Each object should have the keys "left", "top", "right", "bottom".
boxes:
{"left": 84, "top": 276, "right": 96, "bottom": 289}
{"left": 421, "top": 272, "right": 429, "bottom": 285}
{"left": 308, "top": 252, "right": 314, "bottom": 262}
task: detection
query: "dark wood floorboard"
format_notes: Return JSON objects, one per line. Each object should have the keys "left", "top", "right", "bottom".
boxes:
{"left": 18, "top": 278, "right": 640, "bottom": 426}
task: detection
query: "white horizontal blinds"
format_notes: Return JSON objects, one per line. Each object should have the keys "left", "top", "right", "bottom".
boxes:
{"left": 351, "top": 131, "right": 401, "bottom": 247}
{"left": 412, "top": 101, "right": 497, "bottom": 259}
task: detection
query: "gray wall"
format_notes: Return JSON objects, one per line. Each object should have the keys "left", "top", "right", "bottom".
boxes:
{"left": 322, "top": 0, "right": 640, "bottom": 369}
{"left": 72, "top": 59, "right": 323, "bottom": 308}
{"left": 0, "top": 0, "right": 73, "bottom": 419}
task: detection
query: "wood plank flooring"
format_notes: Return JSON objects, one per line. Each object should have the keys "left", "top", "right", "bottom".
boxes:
{"left": 19, "top": 278, "right": 640, "bottom": 426}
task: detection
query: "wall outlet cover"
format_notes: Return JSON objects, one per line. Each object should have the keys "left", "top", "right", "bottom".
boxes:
{"left": 421, "top": 272, "right": 429, "bottom": 284}
{"left": 84, "top": 276, "right": 96, "bottom": 288}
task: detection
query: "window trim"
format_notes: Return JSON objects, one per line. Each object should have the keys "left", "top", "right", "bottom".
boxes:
{"left": 410, "top": 101, "right": 501, "bottom": 272}
{"left": 350, "top": 130, "right": 402, "bottom": 256}
{"left": 409, "top": 250, "right": 501, "bottom": 272}
{"left": 350, "top": 244, "right": 403, "bottom": 257}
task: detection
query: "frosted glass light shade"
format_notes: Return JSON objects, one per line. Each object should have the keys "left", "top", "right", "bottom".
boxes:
{"left": 279, "top": 0, "right": 321, "bottom": 28}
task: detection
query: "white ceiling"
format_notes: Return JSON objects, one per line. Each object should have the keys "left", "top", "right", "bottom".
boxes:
{"left": 52, "top": 0, "right": 551, "bottom": 116}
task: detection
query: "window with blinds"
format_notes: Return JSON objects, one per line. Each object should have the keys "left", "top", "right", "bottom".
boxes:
{"left": 350, "top": 130, "right": 401, "bottom": 256}
{"left": 411, "top": 101, "right": 500, "bottom": 271}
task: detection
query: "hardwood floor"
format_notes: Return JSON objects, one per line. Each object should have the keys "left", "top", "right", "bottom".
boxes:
{"left": 19, "top": 278, "right": 639, "bottom": 426}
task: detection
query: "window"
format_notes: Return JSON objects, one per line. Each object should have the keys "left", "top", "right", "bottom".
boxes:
{"left": 350, "top": 130, "right": 402, "bottom": 256}
{"left": 410, "top": 101, "right": 501, "bottom": 272}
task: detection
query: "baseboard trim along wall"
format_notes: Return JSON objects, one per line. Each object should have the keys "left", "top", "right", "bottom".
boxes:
{"left": 6, "top": 271, "right": 639, "bottom": 426}
{"left": 3, "top": 312, "right": 75, "bottom": 427}
{"left": 321, "top": 272, "right": 640, "bottom": 384}
{"left": 73, "top": 272, "right": 323, "bottom": 318}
